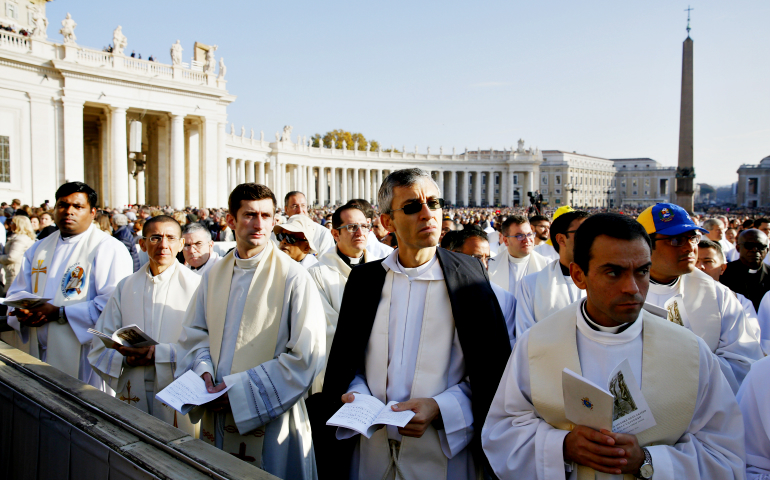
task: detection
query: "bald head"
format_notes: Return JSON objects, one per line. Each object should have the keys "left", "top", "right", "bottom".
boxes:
{"left": 737, "top": 229, "right": 769, "bottom": 269}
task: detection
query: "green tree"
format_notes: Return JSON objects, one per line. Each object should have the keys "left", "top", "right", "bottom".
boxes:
{"left": 311, "top": 129, "right": 381, "bottom": 151}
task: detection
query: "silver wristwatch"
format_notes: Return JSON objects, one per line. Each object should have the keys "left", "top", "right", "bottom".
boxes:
{"left": 57, "top": 306, "right": 67, "bottom": 325}
{"left": 637, "top": 447, "right": 653, "bottom": 479}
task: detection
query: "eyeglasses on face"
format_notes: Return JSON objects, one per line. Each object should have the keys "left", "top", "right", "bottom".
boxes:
{"left": 391, "top": 198, "right": 444, "bottom": 215}
{"left": 337, "top": 223, "right": 371, "bottom": 233}
{"left": 505, "top": 232, "right": 535, "bottom": 241}
{"left": 276, "top": 232, "right": 307, "bottom": 244}
{"left": 147, "top": 234, "right": 179, "bottom": 244}
{"left": 183, "top": 241, "right": 207, "bottom": 250}
{"left": 654, "top": 233, "right": 701, "bottom": 247}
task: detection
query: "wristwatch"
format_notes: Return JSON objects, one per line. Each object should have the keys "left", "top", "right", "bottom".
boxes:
{"left": 57, "top": 306, "right": 67, "bottom": 325}
{"left": 637, "top": 447, "right": 653, "bottom": 479}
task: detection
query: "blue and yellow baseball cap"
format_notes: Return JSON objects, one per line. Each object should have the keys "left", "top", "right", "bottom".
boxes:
{"left": 637, "top": 203, "right": 709, "bottom": 236}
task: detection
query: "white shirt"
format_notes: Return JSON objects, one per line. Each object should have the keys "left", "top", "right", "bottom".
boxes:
{"left": 534, "top": 242, "right": 559, "bottom": 261}
{"left": 482, "top": 302, "right": 747, "bottom": 480}
{"left": 507, "top": 253, "right": 530, "bottom": 293}
{"left": 188, "top": 251, "right": 221, "bottom": 276}
{"left": 365, "top": 230, "right": 394, "bottom": 260}
{"left": 491, "top": 281, "right": 517, "bottom": 348}
{"left": 737, "top": 355, "right": 770, "bottom": 480}
{"left": 299, "top": 254, "right": 318, "bottom": 269}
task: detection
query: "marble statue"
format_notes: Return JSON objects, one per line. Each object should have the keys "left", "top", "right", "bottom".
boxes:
{"left": 331, "top": 140, "right": 335, "bottom": 149}
{"left": 440, "top": 146, "right": 444, "bottom": 155}
{"left": 241, "top": 126, "right": 245, "bottom": 138}
{"left": 275, "top": 132, "right": 280, "bottom": 142}
{"left": 231, "top": 123, "right": 235, "bottom": 134}
{"left": 281, "top": 125, "right": 293, "bottom": 142}
{"left": 112, "top": 26, "right": 128, "bottom": 56}
{"left": 415, "top": 145, "right": 419, "bottom": 154}
{"left": 366, "top": 143, "right": 371, "bottom": 152}
{"left": 31, "top": 6, "right": 48, "bottom": 39}
{"left": 517, "top": 138, "right": 525, "bottom": 153}
{"left": 354, "top": 141, "right": 358, "bottom": 151}
{"left": 427, "top": 147, "right": 431, "bottom": 155}
{"left": 250, "top": 128, "right": 254, "bottom": 139}
{"left": 170, "top": 40, "right": 183, "bottom": 66}
{"left": 59, "top": 13, "right": 77, "bottom": 45}
{"left": 218, "top": 57, "right": 226, "bottom": 80}
{"left": 260, "top": 131, "right": 264, "bottom": 142}
{"left": 453, "top": 147, "right": 456, "bottom": 155}
{"left": 342, "top": 140, "right": 347, "bottom": 150}
{"left": 204, "top": 46, "right": 218, "bottom": 74}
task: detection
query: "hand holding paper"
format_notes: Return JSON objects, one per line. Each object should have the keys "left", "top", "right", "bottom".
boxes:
{"left": 155, "top": 370, "right": 232, "bottom": 415}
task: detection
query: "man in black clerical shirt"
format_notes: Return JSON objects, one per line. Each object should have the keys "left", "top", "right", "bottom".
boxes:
{"left": 720, "top": 228, "right": 770, "bottom": 311}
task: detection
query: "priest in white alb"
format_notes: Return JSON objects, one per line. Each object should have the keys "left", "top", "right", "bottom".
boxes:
{"left": 175, "top": 183, "right": 325, "bottom": 480}
{"left": 736, "top": 355, "right": 770, "bottom": 480}
{"left": 7, "top": 182, "right": 133, "bottom": 389}
{"left": 488, "top": 215, "right": 549, "bottom": 295}
{"left": 181, "top": 222, "right": 221, "bottom": 275}
{"left": 515, "top": 210, "right": 590, "bottom": 337}
{"left": 483, "top": 213, "right": 746, "bottom": 480}
{"left": 89, "top": 216, "right": 201, "bottom": 435}
{"left": 637, "top": 203, "right": 763, "bottom": 393}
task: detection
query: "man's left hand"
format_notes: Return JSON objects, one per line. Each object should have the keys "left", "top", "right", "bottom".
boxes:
{"left": 116, "top": 345, "right": 155, "bottom": 367}
{"left": 602, "top": 430, "right": 645, "bottom": 474}
{"left": 16, "top": 302, "right": 59, "bottom": 327}
{"left": 391, "top": 397, "right": 441, "bottom": 438}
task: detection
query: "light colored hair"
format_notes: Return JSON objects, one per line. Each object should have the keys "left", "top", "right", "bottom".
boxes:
{"left": 112, "top": 213, "right": 128, "bottom": 226}
{"left": 12, "top": 216, "right": 36, "bottom": 240}
{"left": 173, "top": 211, "right": 188, "bottom": 226}
{"left": 378, "top": 168, "right": 440, "bottom": 214}
{"left": 702, "top": 218, "right": 723, "bottom": 231}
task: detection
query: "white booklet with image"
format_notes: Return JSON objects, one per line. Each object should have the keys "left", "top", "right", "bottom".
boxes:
{"left": 326, "top": 394, "right": 416, "bottom": 438}
{"left": 155, "top": 370, "right": 233, "bottom": 415}
{"left": 88, "top": 324, "right": 158, "bottom": 349}
{"left": 563, "top": 358, "right": 656, "bottom": 436}
{"left": 1, "top": 291, "right": 52, "bottom": 310}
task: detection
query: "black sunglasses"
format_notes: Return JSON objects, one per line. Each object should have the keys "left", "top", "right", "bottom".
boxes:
{"left": 392, "top": 198, "right": 445, "bottom": 215}
{"left": 276, "top": 232, "right": 307, "bottom": 244}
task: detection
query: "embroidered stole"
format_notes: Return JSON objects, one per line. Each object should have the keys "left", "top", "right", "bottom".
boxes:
{"left": 532, "top": 260, "right": 581, "bottom": 324}
{"left": 528, "top": 304, "right": 700, "bottom": 480}
{"left": 359, "top": 272, "right": 455, "bottom": 480}
{"left": 29, "top": 225, "right": 108, "bottom": 378}
{"left": 200, "top": 241, "right": 289, "bottom": 467}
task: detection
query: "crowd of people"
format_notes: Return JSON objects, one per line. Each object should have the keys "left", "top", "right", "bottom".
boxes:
{"left": 1, "top": 170, "right": 770, "bottom": 480}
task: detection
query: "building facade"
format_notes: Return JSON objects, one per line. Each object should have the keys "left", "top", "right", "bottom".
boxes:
{"left": 540, "top": 151, "right": 616, "bottom": 208}
{"left": 736, "top": 156, "right": 770, "bottom": 207}
{"left": 612, "top": 158, "right": 676, "bottom": 207}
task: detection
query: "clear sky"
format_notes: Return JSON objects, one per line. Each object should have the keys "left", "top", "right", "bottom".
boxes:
{"left": 46, "top": 0, "right": 769, "bottom": 187}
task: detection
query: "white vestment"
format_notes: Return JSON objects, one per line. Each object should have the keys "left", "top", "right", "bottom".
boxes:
{"left": 88, "top": 261, "right": 201, "bottom": 435}
{"left": 366, "top": 230, "right": 394, "bottom": 260}
{"left": 7, "top": 225, "right": 133, "bottom": 388}
{"left": 515, "top": 260, "right": 586, "bottom": 337}
{"left": 488, "top": 250, "right": 549, "bottom": 295}
{"left": 176, "top": 246, "right": 325, "bottom": 480}
{"left": 188, "top": 251, "right": 220, "bottom": 276}
{"left": 534, "top": 242, "right": 559, "bottom": 261}
{"left": 737, "top": 355, "right": 770, "bottom": 480}
{"left": 307, "top": 248, "right": 373, "bottom": 393}
{"left": 736, "top": 292, "right": 764, "bottom": 355}
{"left": 645, "top": 269, "right": 763, "bottom": 392}
{"left": 299, "top": 254, "right": 319, "bottom": 269}
{"left": 752, "top": 290, "right": 770, "bottom": 356}
{"left": 727, "top": 248, "right": 740, "bottom": 263}
{"left": 482, "top": 301, "right": 746, "bottom": 480}
{"left": 490, "top": 282, "right": 517, "bottom": 348}
{"left": 270, "top": 218, "right": 335, "bottom": 255}
{"left": 488, "top": 231, "right": 501, "bottom": 257}
{"left": 338, "top": 252, "right": 476, "bottom": 480}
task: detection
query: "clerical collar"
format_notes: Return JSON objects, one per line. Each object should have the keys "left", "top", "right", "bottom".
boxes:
{"left": 650, "top": 276, "right": 679, "bottom": 287}
{"left": 508, "top": 253, "right": 529, "bottom": 264}
{"left": 580, "top": 299, "right": 632, "bottom": 334}
{"left": 382, "top": 250, "right": 443, "bottom": 281}
{"left": 559, "top": 261, "right": 570, "bottom": 276}
{"left": 749, "top": 268, "right": 759, "bottom": 274}
{"left": 337, "top": 247, "right": 365, "bottom": 267}
{"left": 59, "top": 225, "right": 91, "bottom": 244}
{"left": 234, "top": 246, "right": 266, "bottom": 269}
{"left": 147, "top": 260, "right": 176, "bottom": 283}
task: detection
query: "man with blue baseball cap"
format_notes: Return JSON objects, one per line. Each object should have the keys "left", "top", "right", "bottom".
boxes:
{"left": 637, "top": 203, "right": 763, "bottom": 393}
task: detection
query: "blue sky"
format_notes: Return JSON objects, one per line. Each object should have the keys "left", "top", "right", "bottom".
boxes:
{"left": 46, "top": 0, "right": 769, "bottom": 187}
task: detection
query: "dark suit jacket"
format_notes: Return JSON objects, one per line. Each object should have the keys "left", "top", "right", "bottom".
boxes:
{"left": 721, "top": 261, "right": 770, "bottom": 312}
{"left": 316, "top": 248, "right": 511, "bottom": 479}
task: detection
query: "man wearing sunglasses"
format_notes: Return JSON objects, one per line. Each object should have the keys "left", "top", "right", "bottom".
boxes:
{"left": 278, "top": 191, "right": 336, "bottom": 255}
{"left": 720, "top": 229, "right": 770, "bottom": 312}
{"left": 321, "top": 168, "right": 511, "bottom": 480}
{"left": 638, "top": 203, "right": 762, "bottom": 393}
{"left": 488, "top": 215, "right": 549, "bottom": 297}
{"left": 273, "top": 214, "right": 319, "bottom": 269}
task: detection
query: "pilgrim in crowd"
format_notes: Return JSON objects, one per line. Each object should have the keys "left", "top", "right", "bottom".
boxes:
{"left": 274, "top": 214, "right": 320, "bottom": 269}
{"left": 175, "top": 183, "right": 325, "bottom": 479}
{"left": 181, "top": 222, "right": 221, "bottom": 275}
{"left": 487, "top": 215, "right": 549, "bottom": 296}
{"left": 88, "top": 215, "right": 201, "bottom": 435}
{"left": 721, "top": 228, "right": 770, "bottom": 312}
{"left": 345, "top": 198, "right": 394, "bottom": 259}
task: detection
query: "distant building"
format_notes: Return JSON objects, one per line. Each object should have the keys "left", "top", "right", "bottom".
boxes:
{"left": 736, "top": 156, "right": 770, "bottom": 207}
{"left": 539, "top": 151, "right": 615, "bottom": 208}
{"left": 612, "top": 158, "right": 676, "bottom": 208}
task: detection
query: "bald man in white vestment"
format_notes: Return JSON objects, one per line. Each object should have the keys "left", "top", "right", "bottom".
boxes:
{"left": 89, "top": 216, "right": 201, "bottom": 435}
{"left": 737, "top": 356, "right": 770, "bottom": 480}
{"left": 637, "top": 203, "right": 762, "bottom": 393}
{"left": 483, "top": 214, "right": 746, "bottom": 480}
{"left": 515, "top": 211, "right": 590, "bottom": 337}
{"left": 488, "top": 215, "right": 549, "bottom": 296}
{"left": 8, "top": 182, "right": 133, "bottom": 389}
{"left": 176, "top": 184, "right": 325, "bottom": 480}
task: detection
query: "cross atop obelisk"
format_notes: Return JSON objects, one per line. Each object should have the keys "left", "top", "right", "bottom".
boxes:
{"left": 675, "top": 6, "right": 695, "bottom": 212}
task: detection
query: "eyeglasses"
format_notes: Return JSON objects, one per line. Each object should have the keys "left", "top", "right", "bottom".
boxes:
{"left": 505, "top": 232, "right": 535, "bottom": 241}
{"left": 391, "top": 198, "right": 444, "bottom": 215}
{"left": 276, "top": 232, "right": 307, "bottom": 244}
{"left": 183, "top": 241, "right": 207, "bottom": 250}
{"left": 146, "top": 234, "right": 179, "bottom": 244}
{"left": 337, "top": 223, "right": 371, "bottom": 233}
{"left": 739, "top": 242, "right": 769, "bottom": 252}
{"left": 654, "top": 233, "right": 701, "bottom": 247}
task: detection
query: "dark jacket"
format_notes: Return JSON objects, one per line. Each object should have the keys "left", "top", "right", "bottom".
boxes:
{"left": 114, "top": 225, "right": 140, "bottom": 272}
{"left": 315, "top": 248, "right": 511, "bottom": 479}
{"left": 721, "top": 260, "right": 770, "bottom": 312}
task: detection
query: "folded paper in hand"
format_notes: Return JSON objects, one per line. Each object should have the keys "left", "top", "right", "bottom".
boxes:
{"left": 1, "top": 291, "right": 52, "bottom": 310}
{"left": 326, "top": 394, "right": 416, "bottom": 438}
{"left": 88, "top": 324, "right": 158, "bottom": 349}
{"left": 155, "top": 370, "right": 232, "bottom": 415}
{"left": 562, "top": 358, "right": 656, "bottom": 436}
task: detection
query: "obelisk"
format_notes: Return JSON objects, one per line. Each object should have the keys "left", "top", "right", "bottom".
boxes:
{"left": 675, "top": 8, "right": 695, "bottom": 212}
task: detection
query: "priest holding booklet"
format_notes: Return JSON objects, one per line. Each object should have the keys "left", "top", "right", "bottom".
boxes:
{"left": 482, "top": 213, "right": 746, "bottom": 480}
{"left": 88, "top": 215, "right": 201, "bottom": 435}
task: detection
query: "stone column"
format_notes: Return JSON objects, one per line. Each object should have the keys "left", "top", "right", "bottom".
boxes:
{"left": 447, "top": 171, "right": 457, "bottom": 205}
{"left": 376, "top": 169, "right": 383, "bottom": 200}
{"left": 62, "top": 98, "right": 85, "bottom": 184}
{"left": 487, "top": 171, "right": 495, "bottom": 206}
{"left": 228, "top": 158, "right": 236, "bottom": 193}
{"left": 505, "top": 170, "right": 513, "bottom": 206}
{"left": 245, "top": 160, "right": 254, "bottom": 183}
{"left": 457, "top": 172, "right": 467, "bottom": 207}
{"left": 351, "top": 169, "right": 358, "bottom": 199}
{"left": 216, "top": 121, "right": 227, "bottom": 207}
{"left": 256, "top": 161, "right": 265, "bottom": 184}
{"left": 111, "top": 106, "right": 129, "bottom": 208}
{"left": 168, "top": 113, "right": 185, "bottom": 209}
{"left": 341, "top": 168, "right": 348, "bottom": 203}
{"left": 236, "top": 159, "right": 245, "bottom": 184}
{"left": 473, "top": 172, "right": 482, "bottom": 207}
{"left": 136, "top": 169, "right": 146, "bottom": 205}
{"left": 318, "top": 167, "right": 326, "bottom": 206}
{"left": 364, "top": 169, "right": 372, "bottom": 203}
{"left": 436, "top": 171, "right": 444, "bottom": 198}
{"left": 187, "top": 123, "right": 200, "bottom": 207}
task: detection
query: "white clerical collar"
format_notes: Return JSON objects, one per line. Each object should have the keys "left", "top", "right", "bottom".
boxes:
{"left": 648, "top": 276, "right": 682, "bottom": 296}
{"left": 749, "top": 268, "right": 759, "bottom": 274}
{"left": 382, "top": 249, "right": 443, "bottom": 281}
{"left": 576, "top": 299, "right": 643, "bottom": 344}
{"left": 234, "top": 245, "right": 266, "bottom": 269}
{"left": 59, "top": 224, "right": 91, "bottom": 245}
{"left": 507, "top": 253, "right": 529, "bottom": 264}
{"left": 147, "top": 260, "right": 176, "bottom": 284}
{"left": 348, "top": 254, "right": 364, "bottom": 265}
